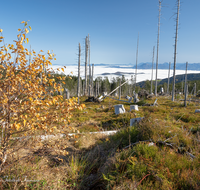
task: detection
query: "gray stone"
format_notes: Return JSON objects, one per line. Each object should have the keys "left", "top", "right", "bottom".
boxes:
{"left": 130, "top": 105, "right": 139, "bottom": 111}
{"left": 195, "top": 109, "right": 200, "bottom": 113}
{"left": 114, "top": 104, "right": 126, "bottom": 115}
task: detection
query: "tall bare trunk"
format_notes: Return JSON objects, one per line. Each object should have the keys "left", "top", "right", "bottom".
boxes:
{"left": 89, "top": 63, "right": 91, "bottom": 96}
{"left": 134, "top": 33, "right": 139, "bottom": 92}
{"left": 119, "top": 78, "right": 121, "bottom": 100}
{"left": 92, "top": 64, "right": 94, "bottom": 96}
{"left": 84, "top": 36, "right": 88, "bottom": 96}
{"left": 172, "top": 0, "right": 181, "bottom": 101}
{"left": 151, "top": 46, "right": 155, "bottom": 94}
{"left": 77, "top": 43, "right": 81, "bottom": 103}
{"left": 167, "top": 62, "right": 171, "bottom": 94}
{"left": 184, "top": 62, "right": 188, "bottom": 107}
{"left": 155, "top": 0, "right": 161, "bottom": 96}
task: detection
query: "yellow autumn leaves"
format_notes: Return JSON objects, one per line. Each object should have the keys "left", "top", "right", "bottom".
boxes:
{"left": 0, "top": 21, "right": 88, "bottom": 172}
{"left": 0, "top": 21, "right": 85, "bottom": 134}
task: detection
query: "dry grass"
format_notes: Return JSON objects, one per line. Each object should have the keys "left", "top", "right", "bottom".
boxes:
{"left": 0, "top": 95, "right": 200, "bottom": 189}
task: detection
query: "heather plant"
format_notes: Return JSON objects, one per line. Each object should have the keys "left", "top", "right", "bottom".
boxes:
{"left": 102, "top": 140, "right": 199, "bottom": 190}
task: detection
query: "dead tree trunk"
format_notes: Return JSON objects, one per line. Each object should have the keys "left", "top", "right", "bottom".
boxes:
{"left": 97, "top": 80, "right": 99, "bottom": 96}
{"left": 119, "top": 78, "right": 121, "bottom": 100}
{"left": 89, "top": 63, "right": 91, "bottom": 96}
{"left": 95, "top": 80, "right": 97, "bottom": 97}
{"left": 103, "top": 79, "right": 131, "bottom": 100}
{"left": 184, "top": 62, "right": 188, "bottom": 107}
{"left": 77, "top": 43, "right": 81, "bottom": 103}
{"left": 92, "top": 64, "right": 94, "bottom": 96}
{"left": 131, "top": 75, "right": 134, "bottom": 96}
{"left": 134, "top": 33, "right": 139, "bottom": 92}
{"left": 88, "top": 35, "right": 91, "bottom": 96}
{"left": 167, "top": 62, "right": 171, "bottom": 94}
{"left": 151, "top": 46, "right": 155, "bottom": 94}
{"left": 182, "top": 75, "right": 184, "bottom": 94}
{"left": 155, "top": 0, "right": 161, "bottom": 96}
{"left": 84, "top": 36, "right": 88, "bottom": 96}
{"left": 172, "top": 0, "right": 181, "bottom": 101}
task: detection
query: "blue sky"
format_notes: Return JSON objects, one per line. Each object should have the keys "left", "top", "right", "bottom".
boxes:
{"left": 0, "top": 0, "right": 200, "bottom": 66}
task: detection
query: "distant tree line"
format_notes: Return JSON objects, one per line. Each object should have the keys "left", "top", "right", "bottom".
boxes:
{"left": 2, "top": 66, "right": 198, "bottom": 97}
{"left": 53, "top": 72, "right": 200, "bottom": 97}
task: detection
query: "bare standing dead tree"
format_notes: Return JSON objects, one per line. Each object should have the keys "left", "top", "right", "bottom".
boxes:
{"left": 194, "top": 83, "right": 196, "bottom": 96}
{"left": 184, "top": 62, "right": 188, "bottom": 107}
{"left": 119, "top": 78, "right": 121, "bottom": 100}
{"left": 155, "top": 0, "right": 161, "bottom": 96}
{"left": 89, "top": 63, "right": 91, "bottom": 96}
{"left": 172, "top": 0, "right": 181, "bottom": 101}
{"left": 84, "top": 36, "right": 88, "bottom": 96}
{"left": 77, "top": 43, "right": 81, "bottom": 103}
{"left": 151, "top": 46, "right": 155, "bottom": 94}
{"left": 167, "top": 62, "right": 171, "bottom": 94}
{"left": 92, "top": 64, "right": 94, "bottom": 96}
{"left": 88, "top": 35, "right": 91, "bottom": 96}
{"left": 134, "top": 33, "right": 139, "bottom": 92}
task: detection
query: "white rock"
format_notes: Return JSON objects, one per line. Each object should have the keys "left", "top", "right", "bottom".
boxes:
{"left": 114, "top": 104, "right": 126, "bottom": 114}
{"left": 195, "top": 109, "right": 200, "bottom": 113}
{"left": 130, "top": 105, "right": 139, "bottom": 111}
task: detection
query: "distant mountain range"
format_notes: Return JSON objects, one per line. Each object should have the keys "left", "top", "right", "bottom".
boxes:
{"left": 93, "top": 62, "right": 200, "bottom": 71}
{"left": 134, "top": 62, "right": 200, "bottom": 70}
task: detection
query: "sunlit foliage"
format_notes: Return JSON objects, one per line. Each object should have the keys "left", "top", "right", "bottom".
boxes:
{"left": 0, "top": 21, "right": 85, "bottom": 171}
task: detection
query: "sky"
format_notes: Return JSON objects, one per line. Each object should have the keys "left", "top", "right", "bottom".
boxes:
{"left": 0, "top": 0, "right": 200, "bottom": 67}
